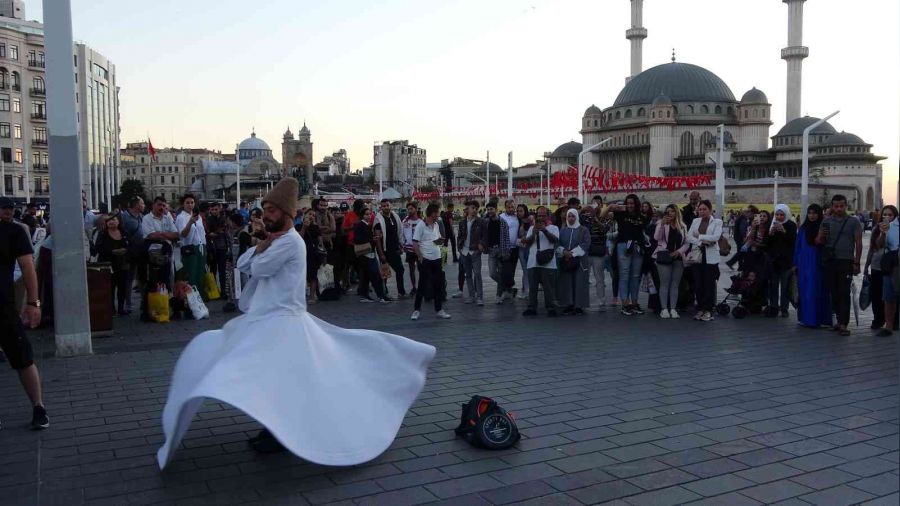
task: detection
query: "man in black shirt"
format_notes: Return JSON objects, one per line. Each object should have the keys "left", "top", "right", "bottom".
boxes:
{"left": 375, "top": 199, "right": 406, "bottom": 298}
{"left": 681, "top": 191, "right": 700, "bottom": 227}
{"left": 205, "top": 202, "right": 229, "bottom": 293}
{"left": 0, "top": 197, "right": 49, "bottom": 430}
{"left": 21, "top": 203, "right": 42, "bottom": 237}
{"left": 441, "top": 204, "right": 458, "bottom": 263}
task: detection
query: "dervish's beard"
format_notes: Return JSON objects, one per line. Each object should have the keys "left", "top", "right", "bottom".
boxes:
{"left": 264, "top": 215, "right": 289, "bottom": 232}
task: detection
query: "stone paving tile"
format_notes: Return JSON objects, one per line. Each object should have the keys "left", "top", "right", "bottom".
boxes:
{"left": 0, "top": 264, "right": 896, "bottom": 506}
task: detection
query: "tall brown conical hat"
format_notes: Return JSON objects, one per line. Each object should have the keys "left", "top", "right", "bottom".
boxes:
{"left": 262, "top": 177, "right": 299, "bottom": 217}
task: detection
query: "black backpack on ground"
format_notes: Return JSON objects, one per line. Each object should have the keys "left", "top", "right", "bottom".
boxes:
{"left": 454, "top": 395, "right": 521, "bottom": 450}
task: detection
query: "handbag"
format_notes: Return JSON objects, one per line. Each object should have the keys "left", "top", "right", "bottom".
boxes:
{"left": 317, "top": 263, "right": 335, "bottom": 290}
{"left": 655, "top": 250, "right": 674, "bottom": 265}
{"left": 821, "top": 217, "right": 850, "bottom": 266}
{"left": 186, "top": 285, "right": 210, "bottom": 320}
{"left": 148, "top": 285, "right": 170, "bottom": 323}
{"left": 880, "top": 248, "right": 898, "bottom": 274}
{"left": 718, "top": 235, "right": 731, "bottom": 257}
{"left": 859, "top": 273, "right": 871, "bottom": 310}
{"left": 561, "top": 231, "right": 579, "bottom": 271}
{"left": 535, "top": 229, "right": 554, "bottom": 266}
{"left": 353, "top": 242, "right": 373, "bottom": 257}
{"left": 684, "top": 246, "right": 702, "bottom": 266}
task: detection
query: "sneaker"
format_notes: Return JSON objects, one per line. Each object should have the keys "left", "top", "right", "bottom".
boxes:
{"left": 517, "top": 292, "right": 528, "bottom": 300}
{"left": 693, "top": 311, "right": 704, "bottom": 320}
{"left": 620, "top": 306, "right": 634, "bottom": 316}
{"left": 359, "top": 297, "right": 375, "bottom": 303}
{"left": 451, "top": 291, "right": 463, "bottom": 299}
{"left": 436, "top": 310, "right": 451, "bottom": 319}
{"left": 669, "top": 309, "right": 680, "bottom": 319}
{"left": 660, "top": 309, "right": 671, "bottom": 319}
{"left": 410, "top": 310, "right": 420, "bottom": 320}
{"left": 611, "top": 298, "right": 620, "bottom": 306}
{"left": 574, "top": 308, "right": 585, "bottom": 316}
{"left": 496, "top": 297, "right": 504, "bottom": 305}
{"left": 522, "top": 309, "right": 537, "bottom": 316}
{"left": 631, "top": 304, "right": 646, "bottom": 315}
{"left": 378, "top": 297, "right": 393, "bottom": 303}
{"left": 31, "top": 405, "right": 49, "bottom": 430}
{"left": 476, "top": 298, "right": 484, "bottom": 306}
{"left": 562, "top": 306, "right": 576, "bottom": 316}
{"left": 700, "top": 312, "right": 714, "bottom": 322}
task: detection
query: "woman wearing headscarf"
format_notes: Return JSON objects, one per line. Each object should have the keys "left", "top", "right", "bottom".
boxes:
{"left": 793, "top": 204, "right": 832, "bottom": 328}
{"left": 557, "top": 208, "right": 591, "bottom": 315}
{"left": 764, "top": 204, "right": 798, "bottom": 317}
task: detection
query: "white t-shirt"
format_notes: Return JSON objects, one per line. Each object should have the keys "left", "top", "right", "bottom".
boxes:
{"left": 402, "top": 217, "right": 421, "bottom": 252}
{"left": 525, "top": 223, "right": 560, "bottom": 270}
{"left": 175, "top": 211, "right": 207, "bottom": 247}
{"left": 413, "top": 220, "right": 442, "bottom": 261}
{"left": 501, "top": 212, "right": 519, "bottom": 246}
{"left": 142, "top": 212, "right": 178, "bottom": 244}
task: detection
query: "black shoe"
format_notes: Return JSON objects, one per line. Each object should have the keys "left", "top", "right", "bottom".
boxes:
{"left": 780, "top": 309, "right": 789, "bottom": 317}
{"left": 620, "top": 306, "right": 634, "bottom": 316}
{"left": 870, "top": 321, "right": 884, "bottom": 329}
{"left": 631, "top": 304, "right": 646, "bottom": 315}
{"left": 522, "top": 309, "right": 537, "bottom": 316}
{"left": 547, "top": 310, "right": 558, "bottom": 317}
{"left": 574, "top": 308, "right": 585, "bottom": 315}
{"left": 876, "top": 328, "right": 894, "bottom": 337}
{"left": 31, "top": 405, "right": 49, "bottom": 430}
{"left": 249, "top": 429, "right": 286, "bottom": 453}
{"left": 562, "top": 306, "right": 575, "bottom": 316}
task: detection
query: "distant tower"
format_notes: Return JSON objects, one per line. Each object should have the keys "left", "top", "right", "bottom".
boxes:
{"left": 281, "top": 122, "right": 314, "bottom": 190}
{"left": 781, "top": 0, "right": 809, "bottom": 122}
{"left": 0, "top": 0, "right": 25, "bottom": 19}
{"left": 626, "top": 0, "right": 647, "bottom": 81}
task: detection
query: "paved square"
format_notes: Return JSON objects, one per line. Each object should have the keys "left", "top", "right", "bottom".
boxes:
{"left": 1, "top": 263, "right": 897, "bottom": 505}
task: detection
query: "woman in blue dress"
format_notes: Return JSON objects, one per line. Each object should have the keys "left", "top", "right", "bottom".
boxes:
{"left": 793, "top": 204, "right": 832, "bottom": 328}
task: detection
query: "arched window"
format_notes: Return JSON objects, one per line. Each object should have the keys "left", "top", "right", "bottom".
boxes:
{"left": 11, "top": 71, "right": 19, "bottom": 90}
{"left": 615, "top": 111, "right": 621, "bottom": 120}
{"left": 700, "top": 131, "right": 715, "bottom": 150}
{"left": 593, "top": 119, "right": 598, "bottom": 127}
{"left": 625, "top": 109, "right": 632, "bottom": 118}
{"left": 0, "top": 68, "right": 7, "bottom": 88}
{"left": 637, "top": 107, "right": 645, "bottom": 117}
{"left": 651, "top": 112, "right": 656, "bottom": 118}
{"left": 714, "top": 105, "right": 722, "bottom": 114}
{"left": 761, "top": 109, "right": 766, "bottom": 118}
{"left": 752, "top": 109, "right": 758, "bottom": 118}
{"left": 727, "top": 106, "right": 734, "bottom": 116}
{"left": 701, "top": 105, "right": 709, "bottom": 114}
{"left": 688, "top": 105, "right": 695, "bottom": 114}
{"left": 666, "top": 110, "right": 671, "bottom": 118}
{"left": 744, "top": 110, "right": 748, "bottom": 119}
{"left": 680, "top": 132, "right": 695, "bottom": 156}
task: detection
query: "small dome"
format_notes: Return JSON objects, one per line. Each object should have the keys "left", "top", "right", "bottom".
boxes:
{"left": 651, "top": 92, "right": 672, "bottom": 107}
{"left": 774, "top": 116, "right": 838, "bottom": 137}
{"left": 583, "top": 105, "right": 602, "bottom": 117}
{"left": 283, "top": 126, "right": 293, "bottom": 139}
{"left": 822, "top": 131, "right": 867, "bottom": 146}
{"left": 299, "top": 122, "right": 310, "bottom": 135}
{"left": 740, "top": 87, "right": 768, "bottom": 104}
{"left": 238, "top": 132, "right": 271, "bottom": 151}
{"left": 482, "top": 161, "right": 503, "bottom": 173}
{"left": 550, "top": 141, "right": 583, "bottom": 158}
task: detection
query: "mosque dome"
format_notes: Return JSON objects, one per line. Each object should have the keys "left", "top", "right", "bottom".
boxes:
{"left": 238, "top": 132, "right": 271, "bottom": 152}
{"left": 740, "top": 87, "right": 768, "bottom": 104}
{"left": 583, "top": 105, "right": 602, "bottom": 116}
{"left": 550, "top": 141, "right": 583, "bottom": 158}
{"left": 613, "top": 62, "right": 736, "bottom": 107}
{"left": 774, "top": 116, "right": 838, "bottom": 137}
{"left": 822, "top": 131, "right": 867, "bottom": 146}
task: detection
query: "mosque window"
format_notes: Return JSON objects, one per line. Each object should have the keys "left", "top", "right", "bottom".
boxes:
{"left": 637, "top": 108, "right": 645, "bottom": 117}
{"left": 688, "top": 105, "right": 695, "bottom": 114}
{"left": 727, "top": 106, "right": 734, "bottom": 116}
{"left": 680, "top": 132, "right": 695, "bottom": 156}
{"left": 625, "top": 109, "right": 632, "bottom": 118}
{"left": 714, "top": 105, "right": 722, "bottom": 114}
{"left": 593, "top": 120, "right": 598, "bottom": 127}
{"left": 666, "top": 111, "right": 671, "bottom": 118}
{"left": 651, "top": 112, "right": 656, "bottom": 118}
{"left": 761, "top": 109, "right": 766, "bottom": 118}
{"left": 753, "top": 109, "right": 758, "bottom": 118}
{"left": 615, "top": 111, "right": 621, "bottom": 120}
{"left": 701, "top": 105, "right": 709, "bottom": 114}
{"left": 744, "top": 110, "right": 748, "bottom": 119}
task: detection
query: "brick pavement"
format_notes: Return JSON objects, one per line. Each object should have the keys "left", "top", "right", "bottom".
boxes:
{"left": 0, "top": 262, "right": 897, "bottom": 505}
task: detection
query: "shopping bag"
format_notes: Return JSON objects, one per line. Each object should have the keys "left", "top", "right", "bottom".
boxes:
{"left": 317, "top": 264, "right": 335, "bottom": 289}
{"left": 859, "top": 273, "right": 871, "bottom": 311}
{"left": 148, "top": 291, "right": 170, "bottom": 323}
{"left": 204, "top": 272, "right": 221, "bottom": 300}
{"left": 187, "top": 285, "right": 210, "bottom": 320}
{"left": 641, "top": 273, "right": 657, "bottom": 294}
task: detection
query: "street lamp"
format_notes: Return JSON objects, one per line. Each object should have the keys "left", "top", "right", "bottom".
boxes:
{"left": 485, "top": 150, "right": 490, "bottom": 203}
{"left": 802, "top": 110, "right": 839, "bottom": 213}
{"left": 715, "top": 124, "right": 724, "bottom": 219}
{"left": 578, "top": 138, "right": 611, "bottom": 203}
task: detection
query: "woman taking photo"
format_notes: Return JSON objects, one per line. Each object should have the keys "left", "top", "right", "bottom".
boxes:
{"left": 864, "top": 208, "right": 890, "bottom": 330}
{"left": 793, "top": 204, "right": 832, "bottom": 328}
{"left": 95, "top": 214, "right": 131, "bottom": 316}
{"left": 557, "top": 209, "right": 591, "bottom": 315}
{"left": 875, "top": 205, "right": 900, "bottom": 337}
{"left": 353, "top": 207, "right": 388, "bottom": 303}
{"left": 764, "top": 204, "right": 797, "bottom": 317}
{"left": 174, "top": 194, "right": 207, "bottom": 298}
{"left": 603, "top": 194, "right": 649, "bottom": 316}
{"left": 588, "top": 202, "right": 612, "bottom": 309}
{"left": 687, "top": 200, "right": 722, "bottom": 321}
{"left": 653, "top": 204, "right": 690, "bottom": 319}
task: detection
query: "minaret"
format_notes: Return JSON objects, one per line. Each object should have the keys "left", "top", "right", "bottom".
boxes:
{"left": 626, "top": 0, "right": 647, "bottom": 81}
{"left": 781, "top": 0, "right": 809, "bottom": 122}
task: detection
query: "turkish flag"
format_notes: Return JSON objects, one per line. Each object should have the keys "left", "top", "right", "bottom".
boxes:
{"left": 148, "top": 139, "right": 158, "bottom": 161}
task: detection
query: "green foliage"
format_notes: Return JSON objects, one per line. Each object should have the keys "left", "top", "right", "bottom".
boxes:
{"left": 119, "top": 179, "right": 147, "bottom": 205}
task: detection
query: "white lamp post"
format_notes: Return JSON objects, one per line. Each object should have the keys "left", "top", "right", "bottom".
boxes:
{"left": 774, "top": 170, "right": 779, "bottom": 207}
{"left": 507, "top": 151, "right": 513, "bottom": 199}
{"left": 485, "top": 150, "right": 490, "bottom": 203}
{"left": 802, "top": 111, "right": 839, "bottom": 213}
{"left": 235, "top": 143, "right": 241, "bottom": 210}
{"left": 715, "top": 124, "right": 725, "bottom": 218}
{"left": 578, "top": 138, "right": 611, "bottom": 203}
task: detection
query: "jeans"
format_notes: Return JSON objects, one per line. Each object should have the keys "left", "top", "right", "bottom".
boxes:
{"left": 616, "top": 242, "right": 643, "bottom": 303}
{"left": 111, "top": 267, "right": 130, "bottom": 313}
{"left": 825, "top": 259, "right": 853, "bottom": 326}
{"left": 382, "top": 250, "right": 406, "bottom": 296}
{"left": 589, "top": 255, "right": 607, "bottom": 303}
{"left": 768, "top": 268, "right": 792, "bottom": 311}
{"left": 414, "top": 258, "right": 444, "bottom": 312}
{"left": 518, "top": 247, "right": 529, "bottom": 293}
{"left": 359, "top": 256, "right": 386, "bottom": 300}
{"left": 460, "top": 252, "right": 483, "bottom": 300}
{"left": 693, "top": 263, "right": 719, "bottom": 312}
{"left": 657, "top": 260, "right": 684, "bottom": 310}
{"left": 502, "top": 247, "right": 518, "bottom": 294}
{"left": 209, "top": 247, "right": 228, "bottom": 292}
{"left": 527, "top": 268, "right": 557, "bottom": 312}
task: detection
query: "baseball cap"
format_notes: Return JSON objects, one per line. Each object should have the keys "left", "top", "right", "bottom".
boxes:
{"left": 0, "top": 196, "right": 14, "bottom": 209}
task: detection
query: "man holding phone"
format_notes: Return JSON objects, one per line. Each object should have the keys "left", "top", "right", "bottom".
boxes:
{"left": 816, "top": 194, "right": 863, "bottom": 336}
{"left": 411, "top": 204, "right": 451, "bottom": 321}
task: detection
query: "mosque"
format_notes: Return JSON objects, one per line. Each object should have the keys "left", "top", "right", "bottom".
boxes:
{"left": 578, "top": 0, "right": 883, "bottom": 212}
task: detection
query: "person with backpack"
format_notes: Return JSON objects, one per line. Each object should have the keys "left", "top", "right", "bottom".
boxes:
{"left": 874, "top": 204, "right": 899, "bottom": 337}
{"left": 587, "top": 203, "right": 612, "bottom": 311}
{"left": 522, "top": 206, "right": 559, "bottom": 317}
{"left": 603, "top": 194, "right": 649, "bottom": 316}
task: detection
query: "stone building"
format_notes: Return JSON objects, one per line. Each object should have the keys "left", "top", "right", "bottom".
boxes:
{"left": 121, "top": 143, "right": 223, "bottom": 202}
{"left": 282, "top": 122, "right": 313, "bottom": 191}
{"left": 373, "top": 140, "right": 426, "bottom": 197}
{"left": 579, "top": 0, "right": 883, "bottom": 212}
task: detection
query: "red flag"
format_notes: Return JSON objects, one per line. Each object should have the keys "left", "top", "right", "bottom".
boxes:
{"left": 148, "top": 139, "right": 157, "bottom": 161}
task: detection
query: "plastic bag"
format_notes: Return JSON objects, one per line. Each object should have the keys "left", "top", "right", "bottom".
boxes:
{"left": 317, "top": 264, "right": 335, "bottom": 289}
{"left": 187, "top": 285, "right": 209, "bottom": 320}
{"left": 204, "top": 272, "right": 221, "bottom": 300}
{"left": 859, "top": 273, "right": 871, "bottom": 311}
{"left": 148, "top": 290, "right": 170, "bottom": 323}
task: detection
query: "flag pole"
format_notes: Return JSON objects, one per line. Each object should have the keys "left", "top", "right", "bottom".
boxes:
{"left": 235, "top": 143, "right": 241, "bottom": 208}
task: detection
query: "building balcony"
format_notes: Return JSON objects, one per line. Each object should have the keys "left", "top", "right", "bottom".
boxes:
{"left": 32, "top": 163, "right": 48, "bottom": 170}
{"left": 32, "top": 139, "right": 47, "bottom": 146}
{"left": 29, "top": 88, "right": 45, "bottom": 97}
{"left": 30, "top": 113, "right": 46, "bottom": 121}
{"left": 28, "top": 60, "right": 45, "bottom": 68}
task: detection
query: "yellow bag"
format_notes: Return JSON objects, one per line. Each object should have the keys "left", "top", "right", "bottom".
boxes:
{"left": 204, "top": 272, "right": 221, "bottom": 300}
{"left": 148, "top": 291, "right": 170, "bottom": 323}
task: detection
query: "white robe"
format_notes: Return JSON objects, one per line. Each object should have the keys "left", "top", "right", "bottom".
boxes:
{"left": 156, "top": 228, "right": 436, "bottom": 469}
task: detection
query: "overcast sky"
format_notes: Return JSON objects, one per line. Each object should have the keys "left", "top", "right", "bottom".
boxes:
{"left": 28, "top": 0, "right": 900, "bottom": 201}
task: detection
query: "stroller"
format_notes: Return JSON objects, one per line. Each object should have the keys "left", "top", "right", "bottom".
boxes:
{"left": 716, "top": 270, "right": 766, "bottom": 318}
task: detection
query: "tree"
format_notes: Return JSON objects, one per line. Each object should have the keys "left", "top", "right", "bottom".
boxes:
{"left": 119, "top": 179, "right": 147, "bottom": 206}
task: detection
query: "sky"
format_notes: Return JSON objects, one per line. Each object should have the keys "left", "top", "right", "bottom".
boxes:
{"left": 27, "top": 0, "right": 900, "bottom": 201}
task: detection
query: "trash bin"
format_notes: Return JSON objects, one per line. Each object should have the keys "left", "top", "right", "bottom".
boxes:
{"left": 87, "top": 262, "right": 113, "bottom": 336}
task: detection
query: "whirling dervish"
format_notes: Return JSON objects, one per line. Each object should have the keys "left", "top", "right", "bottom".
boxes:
{"left": 157, "top": 177, "right": 436, "bottom": 469}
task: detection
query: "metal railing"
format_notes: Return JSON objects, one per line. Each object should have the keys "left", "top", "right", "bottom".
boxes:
{"left": 27, "top": 60, "right": 45, "bottom": 68}
{"left": 29, "top": 88, "right": 45, "bottom": 96}
{"left": 30, "top": 113, "right": 46, "bottom": 120}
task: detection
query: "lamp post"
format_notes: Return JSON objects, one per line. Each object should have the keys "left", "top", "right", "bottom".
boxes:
{"left": 774, "top": 170, "right": 779, "bottom": 207}
{"left": 507, "top": 151, "right": 513, "bottom": 199}
{"left": 802, "top": 110, "right": 839, "bottom": 213}
{"left": 485, "top": 150, "right": 490, "bottom": 203}
{"left": 235, "top": 143, "right": 241, "bottom": 211}
{"left": 578, "top": 138, "right": 611, "bottom": 203}
{"left": 715, "top": 124, "right": 725, "bottom": 218}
